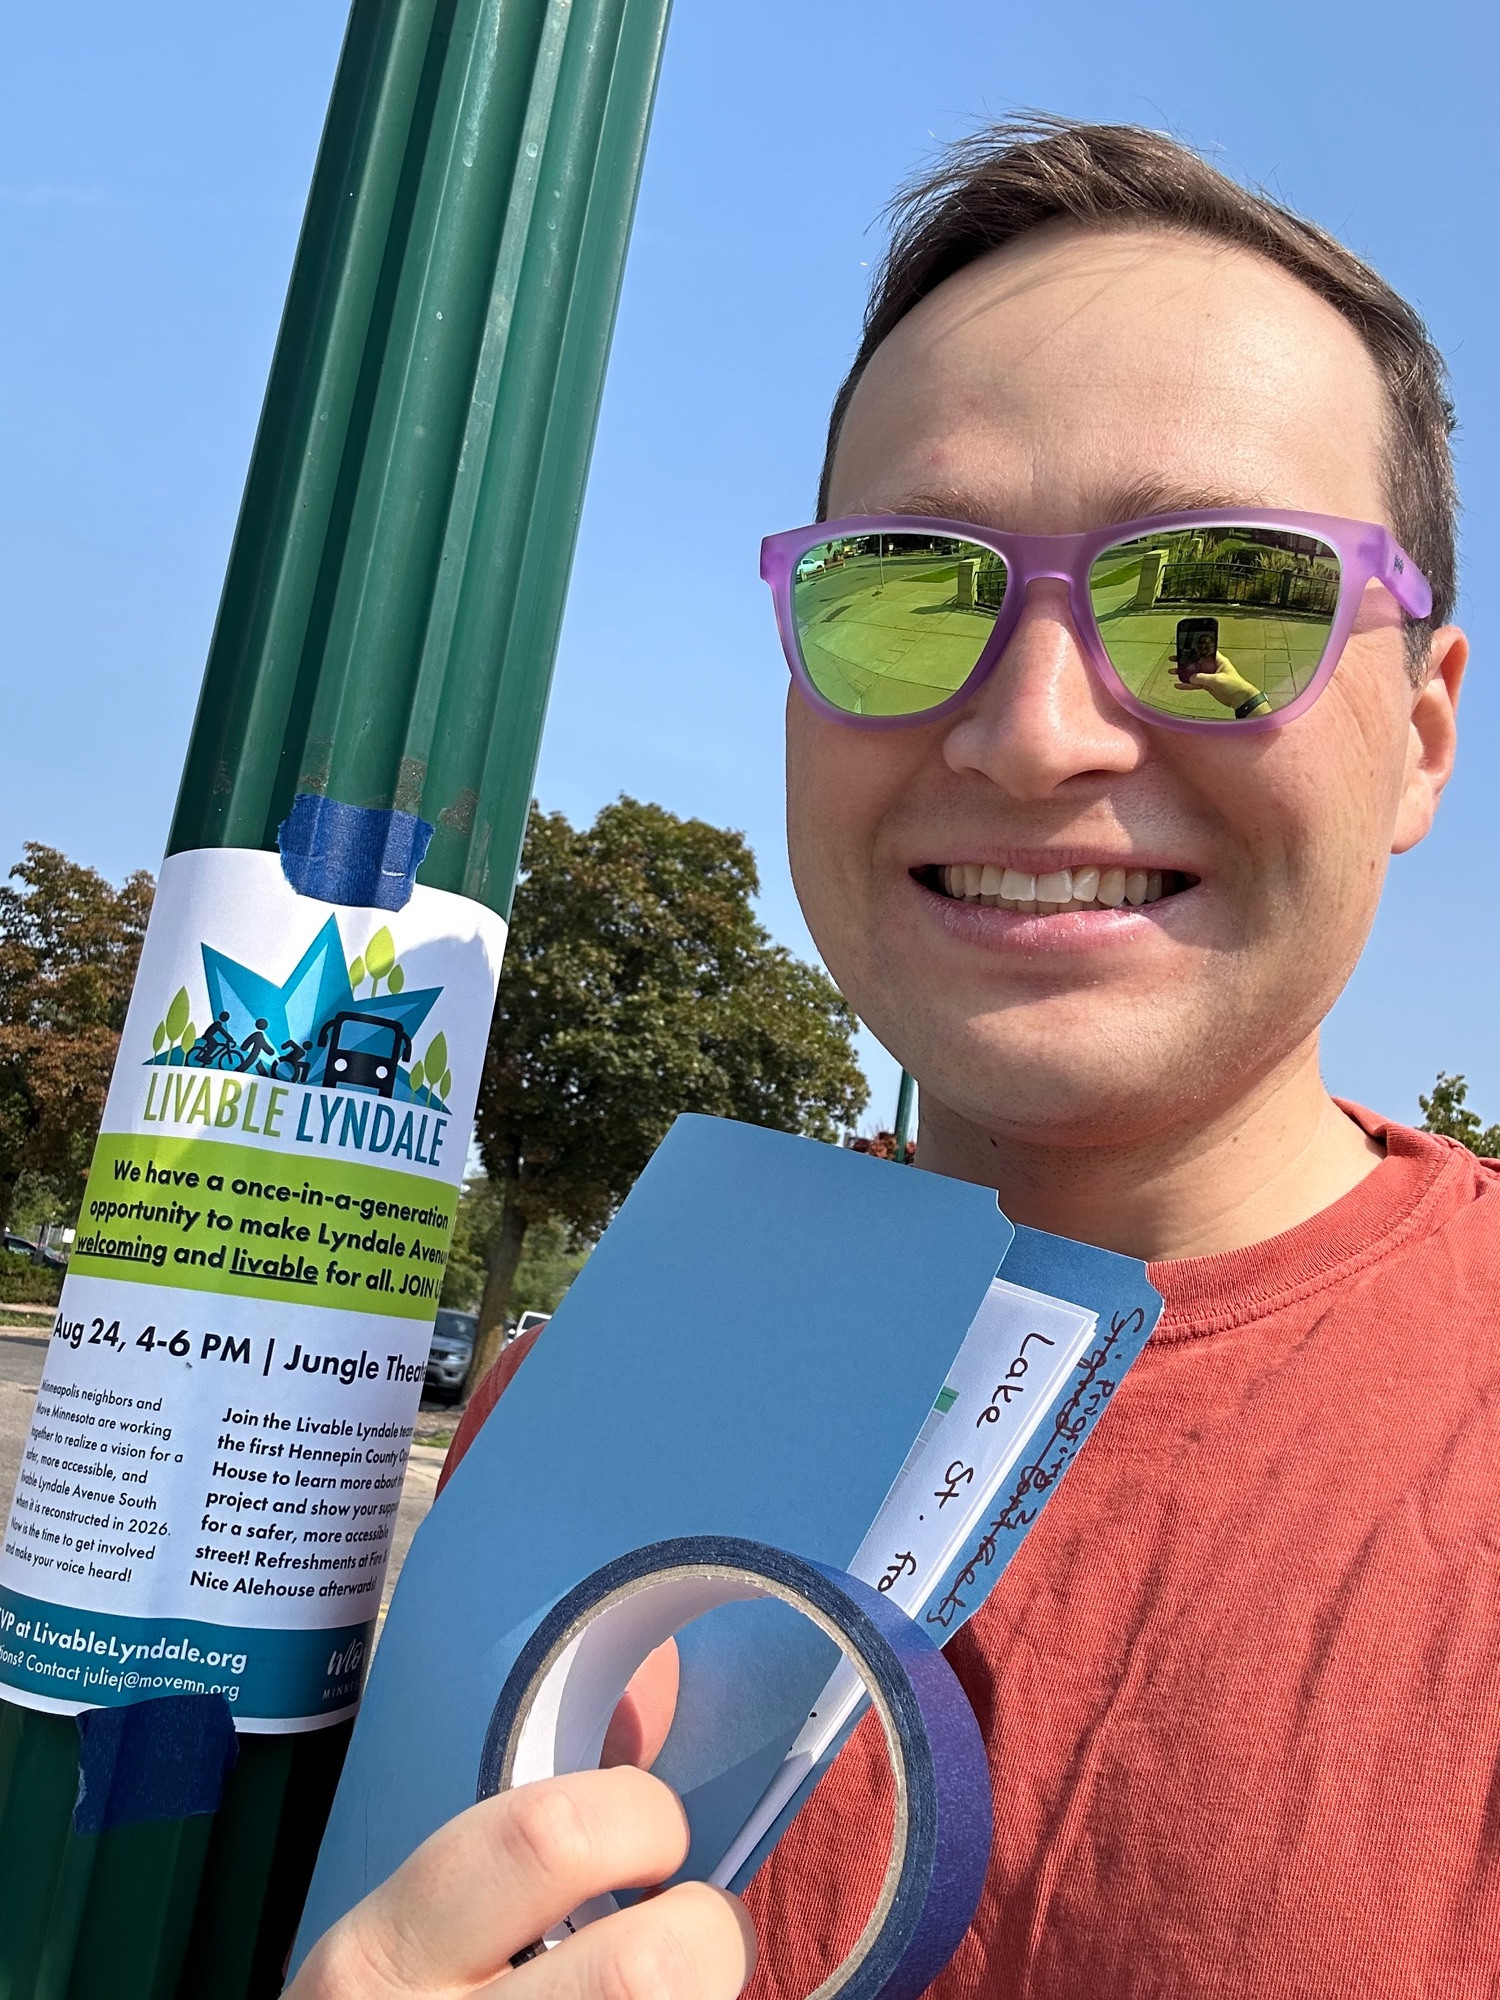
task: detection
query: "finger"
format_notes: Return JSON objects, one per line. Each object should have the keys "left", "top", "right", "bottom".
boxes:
{"left": 289, "top": 1767, "right": 690, "bottom": 1998}
{"left": 494, "top": 1881, "right": 756, "bottom": 2000}
{"left": 602, "top": 1636, "right": 680, "bottom": 1769}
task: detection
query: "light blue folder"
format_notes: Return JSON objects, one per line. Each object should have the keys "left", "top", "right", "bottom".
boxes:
{"left": 293, "top": 1116, "right": 1157, "bottom": 1964}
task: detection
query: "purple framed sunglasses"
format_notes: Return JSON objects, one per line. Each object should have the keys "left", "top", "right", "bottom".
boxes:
{"left": 760, "top": 508, "right": 1432, "bottom": 734}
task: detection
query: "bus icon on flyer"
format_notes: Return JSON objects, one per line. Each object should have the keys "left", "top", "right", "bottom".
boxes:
{"left": 316, "top": 1012, "right": 413, "bottom": 1097}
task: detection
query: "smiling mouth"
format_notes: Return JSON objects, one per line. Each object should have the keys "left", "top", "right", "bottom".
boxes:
{"left": 918, "top": 862, "right": 1197, "bottom": 915}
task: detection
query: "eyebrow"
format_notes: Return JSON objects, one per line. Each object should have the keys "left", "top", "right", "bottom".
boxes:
{"left": 873, "top": 478, "right": 1275, "bottom": 530}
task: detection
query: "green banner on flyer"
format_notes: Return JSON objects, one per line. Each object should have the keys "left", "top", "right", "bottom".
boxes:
{"left": 70, "top": 1133, "right": 457, "bottom": 1320}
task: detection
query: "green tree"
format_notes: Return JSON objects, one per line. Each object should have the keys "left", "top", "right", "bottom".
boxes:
{"left": 442, "top": 1178, "right": 589, "bottom": 1322}
{"left": 0, "top": 845, "right": 154, "bottom": 1235}
{"left": 440, "top": 1175, "right": 505, "bottom": 1313}
{"left": 466, "top": 798, "right": 869, "bottom": 1386}
{"left": 1419, "top": 1072, "right": 1500, "bottom": 1157}
{"left": 509, "top": 1215, "right": 588, "bottom": 1320}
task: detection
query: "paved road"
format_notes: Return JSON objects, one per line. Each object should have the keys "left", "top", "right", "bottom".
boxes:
{"left": 0, "top": 1331, "right": 446, "bottom": 1620}
{"left": 0, "top": 1330, "right": 47, "bottom": 1388}
{"left": 0, "top": 1334, "right": 46, "bottom": 1531}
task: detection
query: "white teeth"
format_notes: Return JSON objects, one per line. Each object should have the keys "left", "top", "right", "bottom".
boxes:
{"left": 939, "top": 862, "right": 1178, "bottom": 914}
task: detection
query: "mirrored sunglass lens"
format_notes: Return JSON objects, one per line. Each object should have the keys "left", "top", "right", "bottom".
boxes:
{"left": 1087, "top": 526, "right": 1340, "bottom": 723}
{"left": 791, "top": 533, "right": 1005, "bottom": 717}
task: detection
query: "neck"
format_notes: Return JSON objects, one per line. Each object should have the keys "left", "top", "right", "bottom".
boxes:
{"left": 917, "top": 1037, "right": 1384, "bottom": 1262}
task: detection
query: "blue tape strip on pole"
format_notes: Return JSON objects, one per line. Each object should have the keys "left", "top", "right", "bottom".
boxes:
{"left": 477, "top": 1536, "right": 993, "bottom": 2000}
{"left": 277, "top": 792, "right": 435, "bottom": 911}
{"left": 73, "top": 1692, "right": 239, "bottom": 1835}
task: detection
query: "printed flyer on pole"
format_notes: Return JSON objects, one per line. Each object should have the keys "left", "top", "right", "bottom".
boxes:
{"left": 0, "top": 847, "right": 505, "bottom": 1732}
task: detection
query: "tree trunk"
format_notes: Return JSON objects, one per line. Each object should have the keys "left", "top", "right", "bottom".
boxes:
{"left": 463, "top": 1198, "right": 529, "bottom": 1397}
{"left": 0, "top": 1171, "right": 18, "bottom": 1241}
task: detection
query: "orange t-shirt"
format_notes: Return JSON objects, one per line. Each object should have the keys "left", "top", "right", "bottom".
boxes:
{"left": 443, "top": 1109, "right": 1500, "bottom": 1995}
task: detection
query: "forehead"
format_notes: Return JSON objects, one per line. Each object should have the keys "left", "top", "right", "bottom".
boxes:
{"left": 827, "top": 224, "right": 1390, "bottom": 532}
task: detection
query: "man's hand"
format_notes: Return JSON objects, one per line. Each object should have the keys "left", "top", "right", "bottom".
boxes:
{"left": 1183, "top": 654, "right": 1271, "bottom": 713}
{"left": 288, "top": 1766, "right": 755, "bottom": 2000}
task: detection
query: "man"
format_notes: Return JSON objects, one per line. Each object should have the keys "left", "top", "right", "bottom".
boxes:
{"left": 290, "top": 119, "right": 1492, "bottom": 1999}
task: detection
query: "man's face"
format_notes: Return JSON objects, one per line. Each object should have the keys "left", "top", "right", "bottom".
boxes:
{"left": 787, "top": 225, "right": 1456, "bottom": 1153}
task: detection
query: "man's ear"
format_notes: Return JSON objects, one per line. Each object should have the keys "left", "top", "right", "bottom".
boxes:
{"left": 1391, "top": 625, "right": 1467, "bottom": 855}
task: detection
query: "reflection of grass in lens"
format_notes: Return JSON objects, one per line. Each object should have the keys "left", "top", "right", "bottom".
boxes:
{"left": 793, "top": 545, "right": 997, "bottom": 716}
{"left": 1097, "top": 607, "right": 1332, "bottom": 719}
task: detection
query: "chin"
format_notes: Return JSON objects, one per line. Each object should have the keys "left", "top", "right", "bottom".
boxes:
{"left": 898, "top": 1010, "right": 1226, "bottom": 1152}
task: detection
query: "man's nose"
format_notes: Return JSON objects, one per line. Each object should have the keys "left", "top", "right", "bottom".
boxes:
{"left": 940, "top": 578, "right": 1146, "bottom": 798}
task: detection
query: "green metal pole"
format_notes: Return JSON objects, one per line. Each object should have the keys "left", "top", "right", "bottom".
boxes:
{"left": 0, "top": 3, "right": 671, "bottom": 1995}
{"left": 893, "top": 1068, "right": 917, "bottom": 1163}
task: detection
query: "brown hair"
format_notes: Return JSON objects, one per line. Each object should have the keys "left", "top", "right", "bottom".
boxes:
{"left": 820, "top": 118, "right": 1457, "bottom": 667}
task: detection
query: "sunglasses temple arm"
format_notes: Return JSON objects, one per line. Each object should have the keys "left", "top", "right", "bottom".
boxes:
{"left": 1379, "top": 535, "right": 1434, "bottom": 621}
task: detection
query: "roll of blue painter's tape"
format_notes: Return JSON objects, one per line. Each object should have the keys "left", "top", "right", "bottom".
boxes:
{"left": 476, "top": 1535, "right": 993, "bottom": 2000}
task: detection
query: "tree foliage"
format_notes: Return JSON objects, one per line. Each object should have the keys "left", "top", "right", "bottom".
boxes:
{"left": 441, "top": 1177, "right": 586, "bottom": 1319}
{"left": 1419, "top": 1072, "right": 1500, "bottom": 1158}
{"left": 468, "top": 798, "right": 869, "bottom": 1352}
{"left": 0, "top": 844, "right": 154, "bottom": 1232}
{"left": 506, "top": 1214, "right": 589, "bottom": 1319}
{"left": 440, "top": 1175, "right": 503, "bottom": 1313}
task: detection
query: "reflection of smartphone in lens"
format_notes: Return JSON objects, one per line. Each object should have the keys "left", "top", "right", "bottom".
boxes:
{"left": 1174, "top": 616, "right": 1218, "bottom": 682}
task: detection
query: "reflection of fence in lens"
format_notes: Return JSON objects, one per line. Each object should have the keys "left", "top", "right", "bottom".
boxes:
{"left": 975, "top": 560, "right": 1007, "bottom": 612}
{"left": 1158, "top": 561, "right": 1337, "bottom": 617}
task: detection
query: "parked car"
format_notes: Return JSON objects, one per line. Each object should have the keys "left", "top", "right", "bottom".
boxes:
{"left": 3, "top": 1232, "right": 64, "bottom": 1269}
{"left": 424, "top": 1309, "right": 477, "bottom": 1404}
{"left": 513, "top": 1310, "right": 551, "bottom": 1339}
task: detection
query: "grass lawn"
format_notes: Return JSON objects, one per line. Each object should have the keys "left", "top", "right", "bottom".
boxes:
{"left": 795, "top": 552, "right": 995, "bottom": 714}
{"left": 1095, "top": 603, "right": 1326, "bottom": 716}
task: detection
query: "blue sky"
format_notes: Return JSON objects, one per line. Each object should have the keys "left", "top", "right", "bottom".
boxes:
{"left": 2, "top": 1, "right": 1496, "bottom": 1133}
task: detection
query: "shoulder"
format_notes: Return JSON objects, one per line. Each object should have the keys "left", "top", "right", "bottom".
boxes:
{"left": 1341, "top": 1101, "right": 1500, "bottom": 1210}
{"left": 1363, "top": 1114, "right": 1500, "bottom": 1328}
{"left": 1361, "top": 1109, "right": 1500, "bottom": 1221}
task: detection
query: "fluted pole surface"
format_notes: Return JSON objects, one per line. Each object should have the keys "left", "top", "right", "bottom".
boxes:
{"left": 0, "top": 3, "right": 671, "bottom": 1993}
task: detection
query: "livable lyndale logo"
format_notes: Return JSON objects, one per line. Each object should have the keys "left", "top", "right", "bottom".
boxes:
{"left": 144, "top": 918, "right": 454, "bottom": 1113}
